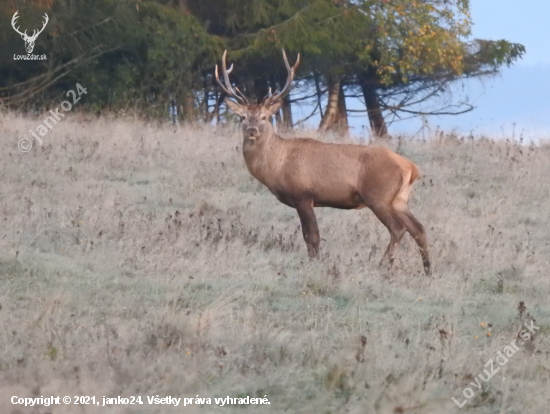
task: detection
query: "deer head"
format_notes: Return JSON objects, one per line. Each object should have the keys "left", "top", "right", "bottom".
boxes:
{"left": 12, "top": 11, "right": 49, "bottom": 54}
{"left": 215, "top": 50, "right": 300, "bottom": 141}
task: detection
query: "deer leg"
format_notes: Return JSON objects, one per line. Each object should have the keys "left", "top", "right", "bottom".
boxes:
{"left": 392, "top": 197, "right": 430, "bottom": 275}
{"left": 370, "top": 205, "right": 405, "bottom": 268}
{"left": 382, "top": 215, "right": 407, "bottom": 267}
{"left": 296, "top": 201, "right": 320, "bottom": 259}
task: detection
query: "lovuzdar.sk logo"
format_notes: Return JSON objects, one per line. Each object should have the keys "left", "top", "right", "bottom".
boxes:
{"left": 11, "top": 10, "right": 48, "bottom": 61}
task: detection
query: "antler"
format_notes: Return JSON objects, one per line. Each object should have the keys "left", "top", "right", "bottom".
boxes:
{"left": 11, "top": 11, "right": 26, "bottom": 37}
{"left": 264, "top": 50, "right": 301, "bottom": 107}
{"left": 215, "top": 50, "right": 248, "bottom": 105}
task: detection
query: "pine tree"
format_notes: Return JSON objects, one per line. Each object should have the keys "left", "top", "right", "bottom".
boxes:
{"left": 185, "top": 0, "right": 524, "bottom": 134}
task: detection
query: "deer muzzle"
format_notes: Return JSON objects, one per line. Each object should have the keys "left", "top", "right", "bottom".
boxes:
{"left": 246, "top": 127, "right": 260, "bottom": 139}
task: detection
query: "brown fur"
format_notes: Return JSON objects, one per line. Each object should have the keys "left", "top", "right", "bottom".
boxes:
{"left": 217, "top": 52, "right": 430, "bottom": 274}
{"left": 409, "top": 162, "right": 419, "bottom": 184}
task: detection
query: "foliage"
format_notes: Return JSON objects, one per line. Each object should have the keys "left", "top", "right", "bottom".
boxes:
{"left": 0, "top": 0, "right": 525, "bottom": 128}
{"left": 185, "top": 0, "right": 524, "bottom": 127}
{"left": 1, "top": 0, "right": 217, "bottom": 116}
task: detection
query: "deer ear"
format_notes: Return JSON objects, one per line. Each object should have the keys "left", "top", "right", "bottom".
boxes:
{"left": 225, "top": 99, "right": 247, "bottom": 117}
{"left": 264, "top": 100, "right": 283, "bottom": 117}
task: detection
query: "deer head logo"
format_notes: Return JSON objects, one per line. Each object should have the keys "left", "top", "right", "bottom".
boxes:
{"left": 11, "top": 11, "right": 49, "bottom": 54}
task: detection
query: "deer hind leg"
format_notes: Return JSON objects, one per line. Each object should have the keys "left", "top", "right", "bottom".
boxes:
{"left": 296, "top": 201, "right": 320, "bottom": 259}
{"left": 392, "top": 184, "right": 431, "bottom": 275}
{"left": 369, "top": 204, "right": 406, "bottom": 269}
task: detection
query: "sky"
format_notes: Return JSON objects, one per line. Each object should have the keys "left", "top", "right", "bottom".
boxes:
{"left": 297, "top": 0, "right": 550, "bottom": 139}
{"left": 419, "top": 0, "right": 550, "bottom": 139}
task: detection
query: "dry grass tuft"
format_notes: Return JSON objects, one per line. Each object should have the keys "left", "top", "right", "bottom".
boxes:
{"left": 0, "top": 111, "right": 549, "bottom": 413}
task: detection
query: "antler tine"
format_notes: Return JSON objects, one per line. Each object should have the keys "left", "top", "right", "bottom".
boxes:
{"left": 215, "top": 62, "right": 233, "bottom": 83}
{"left": 234, "top": 87, "right": 249, "bottom": 105}
{"left": 266, "top": 49, "right": 300, "bottom": 106}
{"left": 215, "top": 64, "right": 243, "bottom": 103}
{"left": 214, "top": 65, "right": 230, "bottom": 95}
{"left": 221, "top": 50, "right": 232, "bottom": 93}
{"left": 261, "top": 87, "right": 273, "bottom": 104}
{"left": 214, "top": 50, "right": 247, "bottom": 105}
{"left": 222, "top": 52, "right": 248, "bottom": 104}
{"left": 282, "top": 49, "right": 292, "bottom": 72}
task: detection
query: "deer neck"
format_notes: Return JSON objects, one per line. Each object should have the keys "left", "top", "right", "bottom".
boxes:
{"left": 242, "top": 132, "right": 284, "bottom": 187}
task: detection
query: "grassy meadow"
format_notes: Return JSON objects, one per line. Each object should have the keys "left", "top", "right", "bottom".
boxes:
{"left": 1, "top": 111, "right": 549, "bottom": 414}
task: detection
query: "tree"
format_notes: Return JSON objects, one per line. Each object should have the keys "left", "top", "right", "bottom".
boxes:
{"left": 346, "top": 0, "right": 525, "bottom": 136}
{"left": 184, "top": 0, "right": 524, "bottom": 135}
{"left": 1, "top": 0, "right": 218, "bottom": 118}
{"left": 182, "top": 0, "right": 366, "bottom": 130}
{"left": 1, "top": 0, "right": 524, "bottom": 131}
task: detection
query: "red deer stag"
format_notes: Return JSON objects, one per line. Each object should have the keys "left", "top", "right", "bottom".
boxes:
{"left": 215, "top": 50, "right": 430, "bottom": 275}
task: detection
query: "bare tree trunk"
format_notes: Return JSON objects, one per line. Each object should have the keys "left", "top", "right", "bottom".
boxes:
{"left": 280, "top": 93, "right": 293, "bottom": 130}
{"left": 178, "top": 0, "right": 189, "bottom": 13}
{"left": 336, "top": 83, "right": 348, "bottom": 134}
{"left": 277, "top": 73, "right": 293, "bottom": 129}
{"left": 212, "top": 90, "right": 223, "bottom": 124}
{"left": 254, "top": 77, "right": 269, "bottom": 104}
{"left": 319, "top": 76, "right": 340, "bottom": 131}
{"left": 182, "top": 72, "right": 195, "bottom": 121}
{"left": 182, "top": 94, "right": 195, "bottom": 121}
{"left": 202, "top": 79, "right": 209, "bottom": 122}
{"left": 320, "top": 76, "right": 348, "bottom": 134}
{"left": 274, "top": 111, "right": 282, "bottom": 131}
{"left": 205, "top": 85, "right": 223, "bottom": 124}
{"left": 265, "top": 75, "right": 283, "bottom": 129}
{"left": 314, "top": 72, "right": 324, "bottom": 118}
{"left": 361, "top": 70, "right": 388, "bottom": 137}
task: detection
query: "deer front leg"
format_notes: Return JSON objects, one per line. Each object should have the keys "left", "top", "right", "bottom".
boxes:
{"left": 296, "top": 201, "right": 320, "bottom": 259}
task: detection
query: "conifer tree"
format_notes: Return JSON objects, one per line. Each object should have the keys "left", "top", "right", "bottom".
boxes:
{"left": 186, "top": 0, "right": 524, "bottom": 134}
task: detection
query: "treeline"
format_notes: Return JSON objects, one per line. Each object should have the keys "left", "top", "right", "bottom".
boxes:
{"left": 0, "top": 0, "right": 524, "bottom": 134}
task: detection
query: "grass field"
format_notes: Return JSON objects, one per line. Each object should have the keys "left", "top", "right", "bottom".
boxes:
{"left": 1, "top": 112, "right": 549, "bottom": 414}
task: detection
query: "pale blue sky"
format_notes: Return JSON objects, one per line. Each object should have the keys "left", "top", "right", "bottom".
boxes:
{"left": 423, "top": 0, "right": 550, "bottom": 139}
{"left": 470, "top": 0, "right": 550, "bottom": 68}
{"left": 297, "top": 1, "right": 550, "bottom": 139}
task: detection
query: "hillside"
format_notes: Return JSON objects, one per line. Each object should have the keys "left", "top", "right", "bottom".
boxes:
{"left": 1, "top": 112, "right": 549, "bottom": 413}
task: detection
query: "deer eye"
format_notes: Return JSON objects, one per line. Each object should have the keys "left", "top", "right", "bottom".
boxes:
{"left": 241, "top": 116, "right": 246, "bottom": 120}
{"left": 261, "top": 116, "right": 266, "bottom": 120}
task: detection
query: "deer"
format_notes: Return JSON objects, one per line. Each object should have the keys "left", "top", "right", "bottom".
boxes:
{"left": 11, "top": 11, "right": 49, "bottom": 54}
{"left": 215, "top": 50, "right": 431, "bottom": 275}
